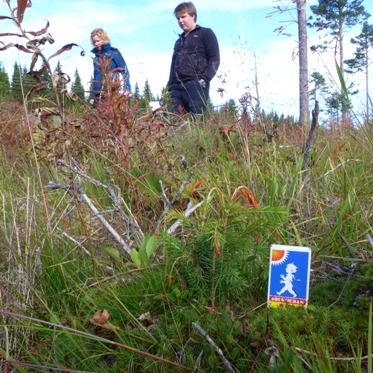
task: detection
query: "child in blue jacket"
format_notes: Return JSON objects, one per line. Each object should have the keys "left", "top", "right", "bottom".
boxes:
{"left": 89, "top": 28, "right": 131, "bottom": 106}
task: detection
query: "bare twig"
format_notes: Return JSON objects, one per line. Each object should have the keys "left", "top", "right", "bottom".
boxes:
{"left": 47, "top": 159, "right": 146, "bottom": 258}
{"left": 328, "top": 263, "right": 357, "bottom": 309}
{"left": 367, "top": 234, "right": 373, "bottom": 250}
{"left": 159, "top": 180, "right": 170, "bottom": 205}
{"left": 293, "top": 346, "right": 373, "bottom": 361}
{"left": 167, "top": 200, "right": 204, "bottom": 234}
{"left": 149, "top": 172, "right": 193, "bottom": 235}
{"left": 192, "top": 322, "right": 235, "bottom": 372}
{"left": 318, "top": 159, "right": 362, "bottom": 180}
{"left": 339, "top": 233, "right": 356, "bottom": 258}
{"left": 47, "top": 180, "right": 132, "bottom": 258}
{"left": 56, "top": 227, "right": 114, "bottom": 272}
{"left": 302, "top": 100, "right": 319, "bottom": 170}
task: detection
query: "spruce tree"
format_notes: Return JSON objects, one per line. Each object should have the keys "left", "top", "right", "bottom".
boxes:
{"left": 22, "top": 66, "right": 36, "bottom": 97}
{"left": 132, "top": 82, "right": 141, "bottom": 101}
{"left": 0, "top": 62, "right": 10, "bottom": 97}
{"left": 142, "top": 79, "right": 154, "bottom": 103}
{"left": 11, "top": 62, "right": 23, "bottom": 101}
{"left": 71, "top": 68, "right": 85, "bottom": 101}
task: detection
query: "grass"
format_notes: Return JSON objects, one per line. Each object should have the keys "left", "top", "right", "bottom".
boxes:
{"left": 0, "top": 97, "right": 372, "bottom": 372}
{"left": 0, "top": 3, "right": 371, "bottom": 370}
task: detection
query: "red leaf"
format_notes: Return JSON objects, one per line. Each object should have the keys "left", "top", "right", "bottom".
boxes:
{"left": 26, "top": 20, "right": 50, "bottom": 36}
{"left": 0, "top": 32, "right": 23, "bottom": 37}
{"left": 0, "top": 42, "right": 33, "bottom": 53}
{"left": 17, "top": 0, "right": 28, "bottom": 23}
{"left": 231, "top": 187, "right": 260, "bottom": 209}
{"left": 48, "top": 43, "right": 85, "bottom": 60}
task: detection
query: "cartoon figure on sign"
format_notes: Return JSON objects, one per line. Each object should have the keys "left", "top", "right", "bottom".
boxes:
{"left": 277, "top": 263, "right": 298, "bottom": 297}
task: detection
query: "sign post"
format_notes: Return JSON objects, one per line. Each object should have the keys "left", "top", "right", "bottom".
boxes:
{"left": 267, "top": 244, "right": 312, "bottom": 308}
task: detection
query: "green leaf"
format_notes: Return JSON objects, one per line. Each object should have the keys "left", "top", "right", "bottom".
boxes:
{"left": 145, "top": 235, "right": 157, "bottom": 257}
{"left": 172, "top": 287, "right": 181, "bottom": 297}
{"left": 100, "top": 246, "right": 121, "bottom": 261}
{"left": 130, "top": 248, "right": 141, "bottom": 268}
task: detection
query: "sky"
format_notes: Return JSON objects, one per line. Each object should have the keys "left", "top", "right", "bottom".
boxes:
{"left": 1, "top": 0, "right": 372, "bottom": 118}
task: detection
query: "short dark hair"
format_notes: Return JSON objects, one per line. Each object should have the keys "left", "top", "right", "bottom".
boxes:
{"left": 174, "top": 2, "right": 197, "bottom": 22}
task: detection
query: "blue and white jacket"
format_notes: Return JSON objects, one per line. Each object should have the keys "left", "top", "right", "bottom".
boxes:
{"left": 90, "top": 43, "right": 131, "bottom": 98}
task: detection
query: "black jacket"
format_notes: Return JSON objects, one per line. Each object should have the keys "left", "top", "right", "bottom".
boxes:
{"left": 167, "top": 25, "right": 220, "bottom": 86}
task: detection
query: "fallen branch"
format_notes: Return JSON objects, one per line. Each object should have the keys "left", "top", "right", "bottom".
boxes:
{"left": 47, "top": 159, "right": 146, "bottom": 259}
{"left": 367, "top": 234, "right": 373, "bottom": 250}
{"left": 327, "top": 262, "right": 357, "bottom": 309}
{"left": 57, "top": 159, "right": 144, "bottom": 243}
{"left": 47, "top": 180, "right": 132, "bottom": 258}
{"left": 167, "top": 200, "right": 204, "bottom": 234}
{"left": 318, "top": 159, "right": 362, "bottom": 180}
{"left": 192, "top": 322, "right": 235, "bottom": 372}
{"left": 293, "top": 346, "right": 373, "bottom": 361}
{"left": 149, "top": 172, "right": 193, "bottom": 235}
{"left": 56, "top": 227, "right": 114, "bottom": 272}
{"left": 339, "top": 233, "right": 355, "bottom": 258}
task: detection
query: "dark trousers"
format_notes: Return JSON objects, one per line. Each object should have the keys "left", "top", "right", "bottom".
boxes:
{"left": 169, "top": 79, "right": 210, "bottom": 115}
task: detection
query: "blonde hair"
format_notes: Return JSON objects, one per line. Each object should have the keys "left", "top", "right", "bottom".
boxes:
{"left": 90, "top": 28, "right": 110, "bottom": 45}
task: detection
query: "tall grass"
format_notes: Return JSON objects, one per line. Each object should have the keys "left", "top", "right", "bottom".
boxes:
{"left": 1, "top": 102, "right": 372, "bottom": 371}
{"left": 0, "top": 5, "right": 372, "bottom": 368}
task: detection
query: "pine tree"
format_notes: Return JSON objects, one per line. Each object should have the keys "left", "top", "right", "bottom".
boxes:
{"left": 308, "top": 0, "right": 370, "bottom": 126}
{"left": 296, "top": 0, "right": 310, "bottom": 126}
{"left": 345, "top": 21, "right": 373, "bottom": 114}
{"left": 0, "top": 62, "right": 10, "bottom": 97}
{"left": 309, "top": 71, "right": 328, "bottom": 103}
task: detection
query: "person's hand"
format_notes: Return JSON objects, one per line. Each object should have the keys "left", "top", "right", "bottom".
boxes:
{"left": 198, "top": 79, "right": 207, "bottom": 88}
{"left": 89, "top": 98, "right": 94, "bottom": 105}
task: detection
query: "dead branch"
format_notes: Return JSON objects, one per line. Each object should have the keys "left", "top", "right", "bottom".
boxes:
{"left": 367, "top": 234, "right": 373, "bottom": 250}
{"left": 192, "top": 322, "right": 236, "bottom": 372}
{"left": 339, "top": 233, "right": 355, "bottom": 258}
{"left": 47, "top": 159, "right": 145, "bottom": 259}
{"left": 47, "top": 179, "right": 132, "bottom": 258}
{"left": 327, "top": 262, "right": 357, "bottom": 309}
{"left": 293, "top": 346, "right": 373, "bottom": 361}
{"left": 302, "top": 100, "right": 319, "bottom": 170}
{"left": 56, "top": 227, "right": 114, "bottom": 272}
{"left": 149, "top": 172, "right": 194, "bottom": 235}
{"left": 167, "top": 200, "right": 204, "bottom": 234}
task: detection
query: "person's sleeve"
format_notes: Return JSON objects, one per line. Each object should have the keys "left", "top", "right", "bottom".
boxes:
{"left": 90, "top": 59, "right": 102, "bottom": 98}
{"left": 113, "top": 51, "right": 131, "bottom": 91}
{"left": 203, "top": 29, "right": 220, "bottom": 82}
{"left": 166, "top": 52, "right": 176, "bottom": 88}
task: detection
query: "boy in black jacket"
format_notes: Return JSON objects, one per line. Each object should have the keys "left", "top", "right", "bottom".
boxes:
{"left": 167, "top": 2, "right": 220, "bottom": 116}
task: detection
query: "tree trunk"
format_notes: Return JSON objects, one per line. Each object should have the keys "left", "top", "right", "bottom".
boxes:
{"left": 366, "top": 46, "right": 369, "bottom": 121}
{"left": 297, "top": 0, "right": 310, "bottom": 126}
{"left": 339, "top": 17, "right": 348, "bottom": 129}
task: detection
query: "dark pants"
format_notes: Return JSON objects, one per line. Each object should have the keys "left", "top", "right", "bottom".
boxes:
{"left": 169, "top": 79, "right": 210, "bottom": 115}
